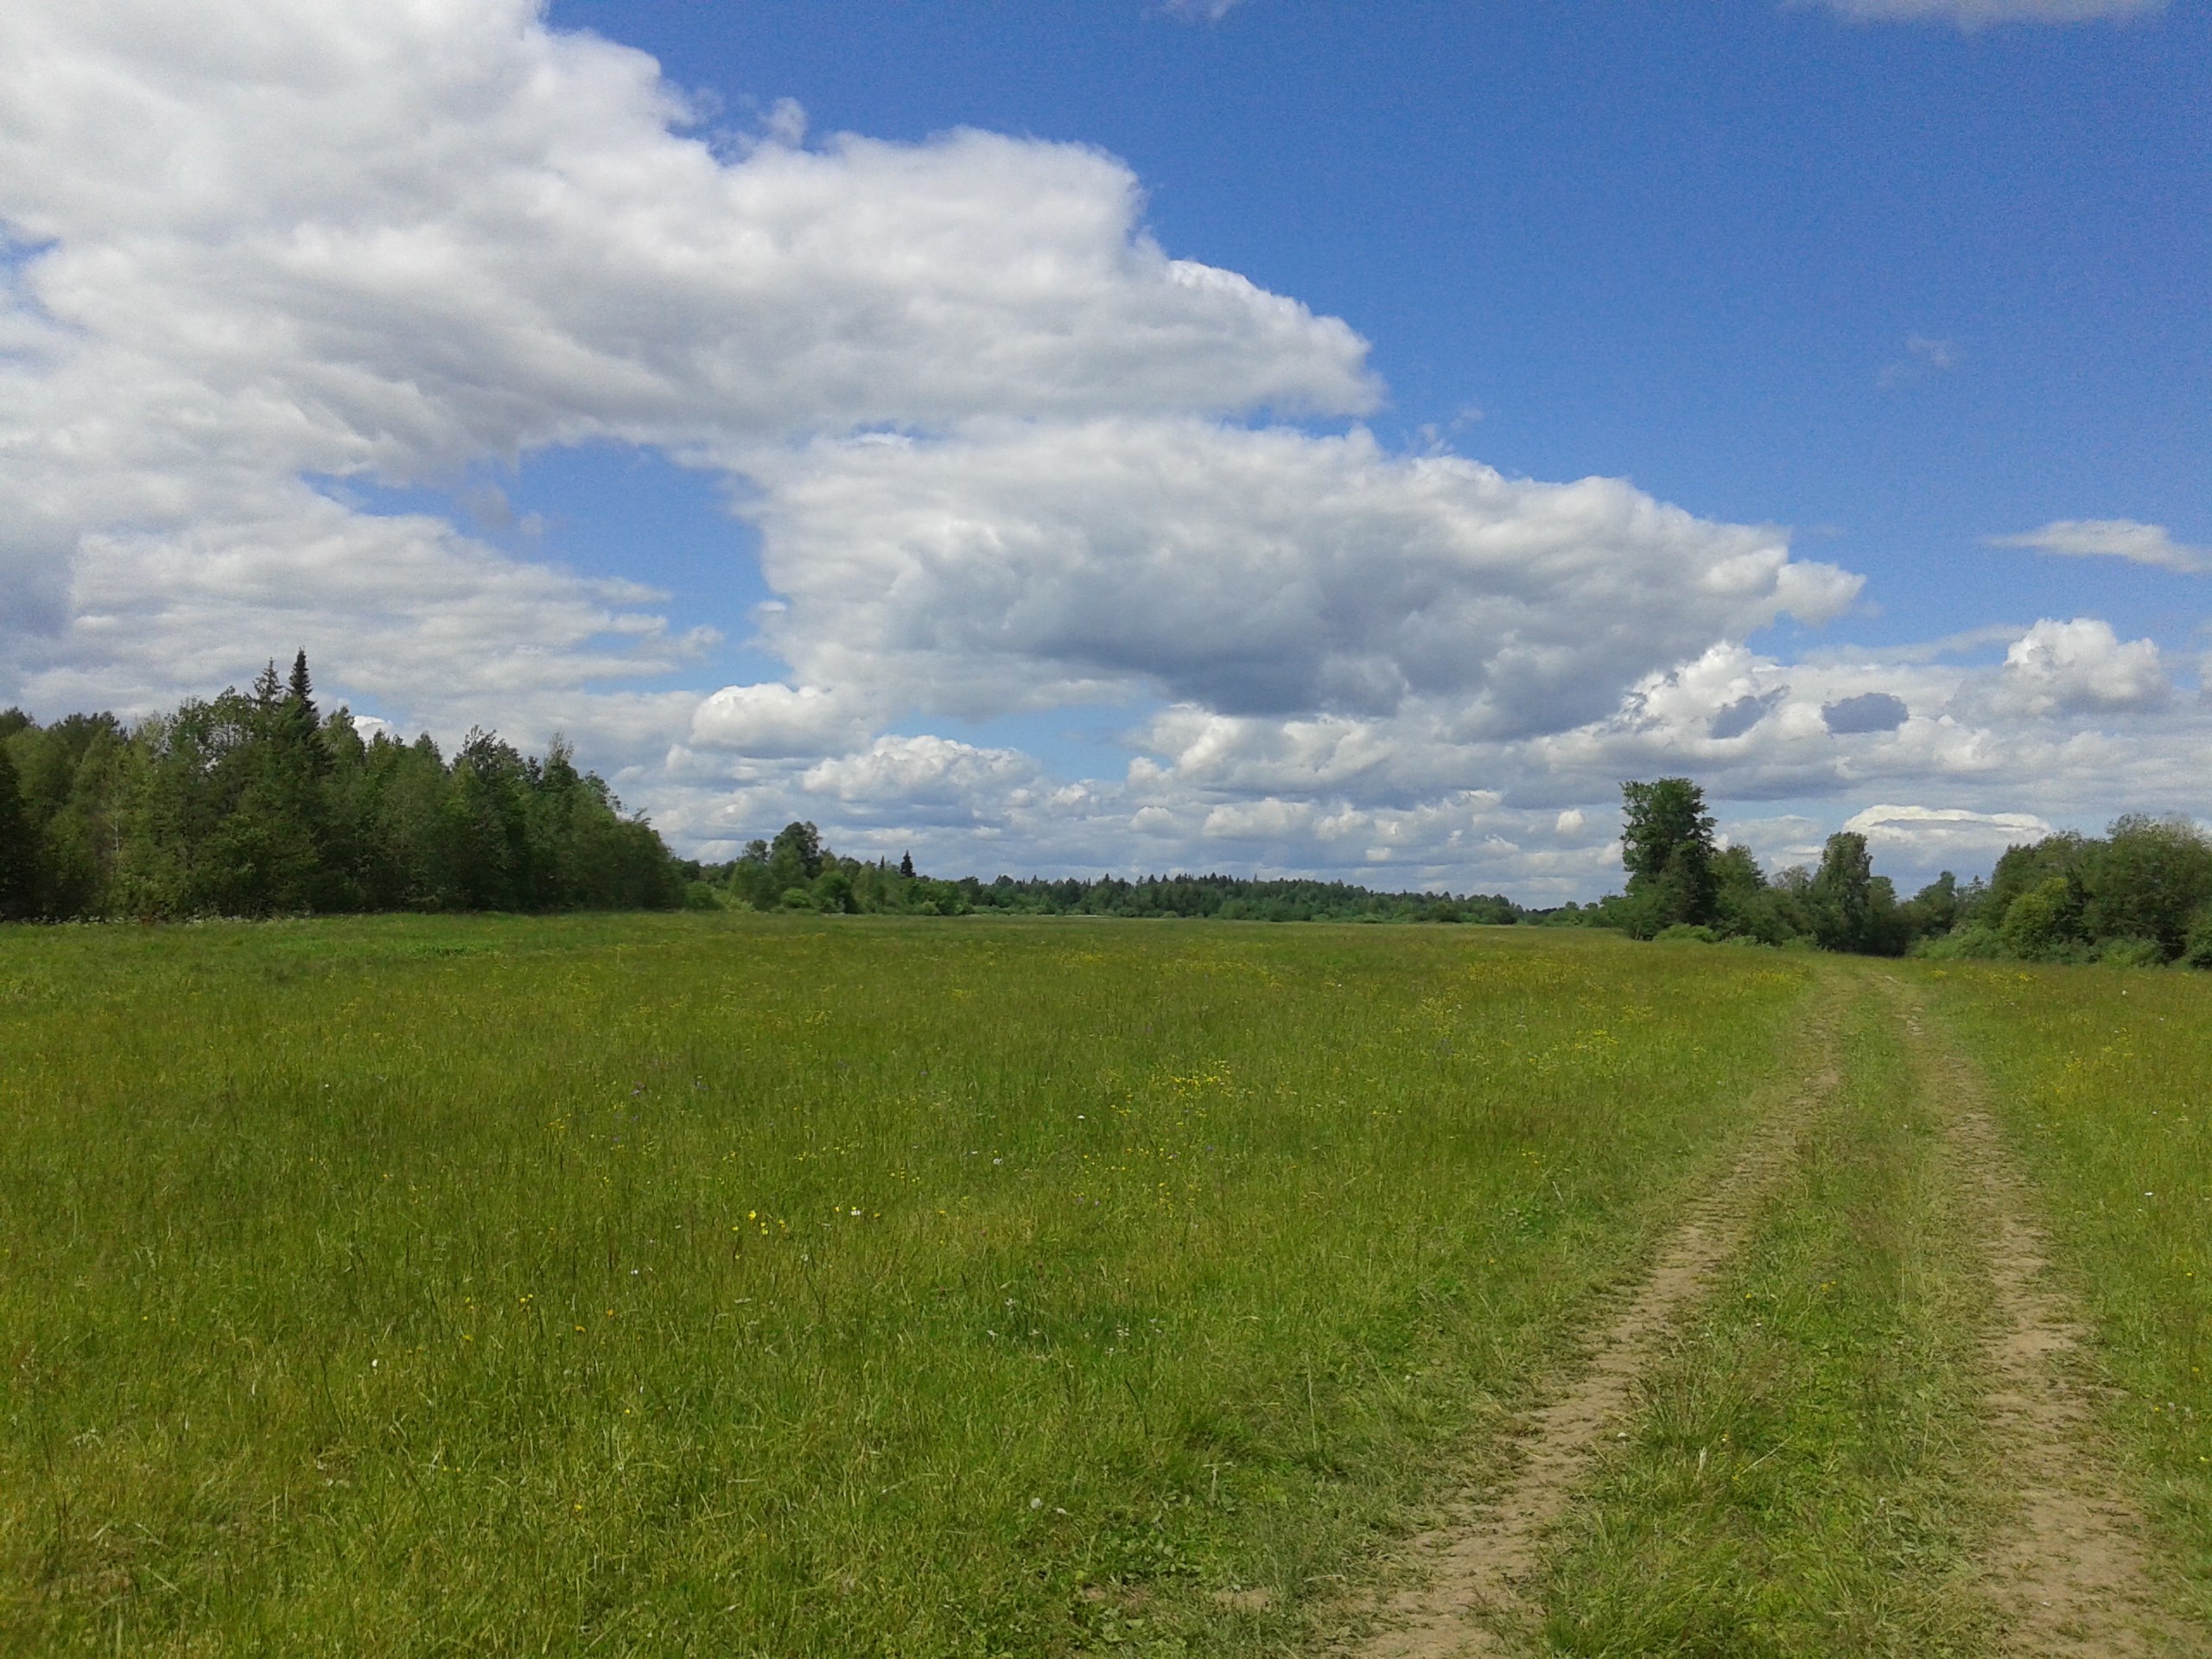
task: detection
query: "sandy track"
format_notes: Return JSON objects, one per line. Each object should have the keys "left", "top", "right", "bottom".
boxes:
{"left": 1892, "top": 993, "right": 2202, "bottom": 1658}
{"left": 1343, "top": 1021, "right": 1838, "bottom": 1659}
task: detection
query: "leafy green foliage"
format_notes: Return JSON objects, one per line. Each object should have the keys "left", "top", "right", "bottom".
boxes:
{"left": 0, "top": 659, "right": 683, "bottom": 919}
{"left": 1603, "top": 779, "right": 2212, "bottom": 968}
{"left": 1618, "top": 778, "right": 1718, "bottom": 936}
{"left": 1923, "top": 816, "right": 2212, "bottom": 967}
{"left": 0, "top": 740, "right": 34, "bottom": 921}
{"left": 1806, "top": 831, "right": 1910, "bottom": 957}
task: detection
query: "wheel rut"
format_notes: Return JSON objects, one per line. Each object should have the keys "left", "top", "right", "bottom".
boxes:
{"left": 1890, "top": 988, "right": 2202, "bottom": 1658}
{"left": 1342, "top": 1014, "right": 1840, "bottom": 1659}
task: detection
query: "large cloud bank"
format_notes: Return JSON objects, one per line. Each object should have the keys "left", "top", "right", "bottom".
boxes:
{"left": 3, "top": 0, "right": 2201, "bottom": 898}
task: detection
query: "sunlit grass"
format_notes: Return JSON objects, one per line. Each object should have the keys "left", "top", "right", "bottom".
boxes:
{"left": 0, "top": 916, "right": 1810, "bottom": 1656}
{"left": 1532, "top": 971, "right": 1999, "bottom": 1658}
{"left": 1917, "top": 960, "right": 2212, "bottom": 1628}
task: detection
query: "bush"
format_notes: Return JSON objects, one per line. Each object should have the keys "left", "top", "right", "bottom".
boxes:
{"left": 2094, "top": 937, "right": 2167, "bottom": 969}
{"left": 1912, "top": 924, "right": 2005, "bottom": 961}
{"left": 1999, "top": 876, "right": 2080, "bottom": 962}
{"left": 1655, "top": 923, "right": 1719, "bottom": 944}
{"left": 2183, "top": 906, "right": 2212, "bottom": 970}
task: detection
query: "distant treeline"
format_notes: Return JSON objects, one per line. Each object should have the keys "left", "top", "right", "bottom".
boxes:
{"left": 0, "top": 655, "right": 684, "bottom": 920}
{"left": 717, "top": 821, "right": 1524, "bottom": 923}
{"left": 1586, "top": 777, "right": 2212, "bottom": 967}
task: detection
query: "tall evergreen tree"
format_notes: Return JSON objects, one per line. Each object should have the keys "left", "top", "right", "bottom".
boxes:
{"left": 0, "top": 743, "right": 35, "bottom": 920}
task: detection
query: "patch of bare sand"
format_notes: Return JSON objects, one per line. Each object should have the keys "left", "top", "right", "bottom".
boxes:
{"left": 1340, "top": 1022, "right": 1840, "bottom": 1659}
{"left": 1895, "top": 993, "right": 2202, "bottom": 1659}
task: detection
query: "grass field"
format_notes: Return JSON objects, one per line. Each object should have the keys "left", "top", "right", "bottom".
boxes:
{"left": 0, "top": 917, "right": 1809, "bottom": 1656}
{"left": 3, "top": 919, "right": 2208, "bottom": 1656}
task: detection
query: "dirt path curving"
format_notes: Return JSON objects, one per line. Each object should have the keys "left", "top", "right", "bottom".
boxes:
{"left": 1342, "top": 1017, "right": 1840, "bottom": 1659}
{"left": 1890, "top": 989, "right": 2202, "bottom": 1658}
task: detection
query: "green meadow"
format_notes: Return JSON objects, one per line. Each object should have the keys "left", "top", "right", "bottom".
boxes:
{"left": 3, "top": 918, "right": 2209, "bottom": 1656}
{"left": 1, "top": 918, "right": 1805, "bottom": 1655}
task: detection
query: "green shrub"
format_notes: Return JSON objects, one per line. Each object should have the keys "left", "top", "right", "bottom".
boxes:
{"left": 1654, "top": 922, "right": 1719, "bottom": 944}
{"left": 2183, "top": 906, "right": 2212, "bottom": 970}
{"left": 1999, "top": 875, "right": 2080, "bottom": 961}
{"left": 2095, "top": 937, "right": 2167, "bottom": 969}
{"left": 1911, "top": 924, "right": 2005, "bottom": 961}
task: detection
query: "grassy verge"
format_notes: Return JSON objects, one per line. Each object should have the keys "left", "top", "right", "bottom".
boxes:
{"left": 0, "top": 918, "right": 1808, "bottom": 1656}
{"left": 1528, "top": 969, "right": 2000, "bottom": 1657}
{"left": 1916, "top": 960, "right": 2212, "bottom": 1629}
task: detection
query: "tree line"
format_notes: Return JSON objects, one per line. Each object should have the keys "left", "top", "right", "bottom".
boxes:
{"left": 0, "top": 655, "right": 686, "bottom": 919}
{"left": 716, "top": 821, "right": 1523, "bottom": 923}
{"left": 1593, "top": 776, "right": 2212, "bottom": 966}
{"left": 9, "top": 677, "right": 2199, "bottom": 962}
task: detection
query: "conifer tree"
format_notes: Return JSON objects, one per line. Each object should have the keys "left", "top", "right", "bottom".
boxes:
{"left": 0, "top": 744, "right": 34, "bottom": 919}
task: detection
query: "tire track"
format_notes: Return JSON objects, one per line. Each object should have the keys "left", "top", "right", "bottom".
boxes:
{"left": 1343, "top": 1014, "right": 1840, "bottom": 1659}
{"left": 1891, "top": 988, "right": 2201, "bottom": 1658}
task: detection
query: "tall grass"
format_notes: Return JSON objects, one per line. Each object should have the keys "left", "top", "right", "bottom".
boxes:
{"left": 1917, "top": 961, "right": 2212, "bottom": 1627}
{"left": 0, "top": 917, "right": 1808, "bottom": 1656}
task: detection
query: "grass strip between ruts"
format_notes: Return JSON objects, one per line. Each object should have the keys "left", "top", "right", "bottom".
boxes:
{"left": 1526, "top": 969, "right": 2002, "bottom": 1658}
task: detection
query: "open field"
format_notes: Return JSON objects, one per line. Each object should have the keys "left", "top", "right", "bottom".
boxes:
{"left": 1, "top": 918, "right": 2208, "bottom": 1656}
{"left": 1, "top": 917, "right": 1806, "bottom": 1656}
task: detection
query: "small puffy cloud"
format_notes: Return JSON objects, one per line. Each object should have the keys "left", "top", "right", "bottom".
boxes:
{"left": 1986, "top": 519, "right": 2209, "bottom": 575}
{"left": 1993, "top": 618, "right": 2167, "bottom": 717}
{"left": 690, "top": 683, "right": 871, "bottom": 758}
{"left": 1821, "top": 691, "right": 1909, "bottom": 734}
{"left": 1201, "top": 798, "right": 1315, "bottom": 841}
{"left": 1158, "top": 0, "right": 1247, "bottom": 18}
{"left": 801, "top": 734, "right": 1038, "bottom": 810}
{"left": 1816, "top": 0, "right": 2163, "bottom": 24}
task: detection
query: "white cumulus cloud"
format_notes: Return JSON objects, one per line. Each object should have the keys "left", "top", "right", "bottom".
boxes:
{"left": 5, "top": 0, "right": 2202, "bottom": 896}
{"left": 0, "top": 0, "right": 1371, "bottom": 737}
{"left": 740, "top": 418, "right": 1859, "bottom": 734}
{"left": 1992, "top": 617, "right": 2168, "bottom": 717}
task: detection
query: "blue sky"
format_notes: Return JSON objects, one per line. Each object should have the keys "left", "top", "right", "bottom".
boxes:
{"left": 3, "top": 0, "right": 2207, "bottom": 895}
{"left": 565, "top": 0, "right": 2211, "bottom": 646}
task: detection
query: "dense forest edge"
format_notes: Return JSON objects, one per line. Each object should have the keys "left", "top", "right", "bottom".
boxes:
{"left": 1583, "top": 776, "right": 2212, "bottom": 967}
{"left": 3, "top": 665, "right": 2208, "bottom": 965}
{"left": 0, "top": 656, "right": 683, "bottom": 918}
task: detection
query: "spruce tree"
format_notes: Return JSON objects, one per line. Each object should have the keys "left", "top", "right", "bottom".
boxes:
{"left": 0, "top": 743, "right": 35, "bottom": 919}
{"left": 286, "top": 650, "right": 316, "bottom": 721}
